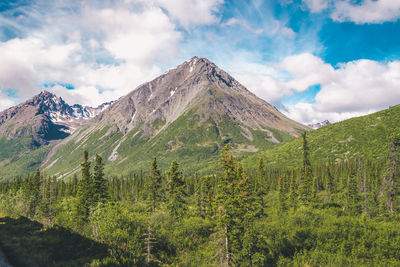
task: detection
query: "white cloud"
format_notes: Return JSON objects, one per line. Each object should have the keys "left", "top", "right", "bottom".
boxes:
{"left": 331, "top": 0, "right": 400, "bottom": 24}
{"left": 303, "top": 0, "right": 400, "bottom": 24}
{"left": 82, "top": 5, "right": 181, "bottom": 66}
{"left": 303, "top": 0, "right": 330, "bottom": 13}
{"left": 225, "top": 53, "right": 400, "bottom": 125}
{"left": 278, "top": 54, "right": 400, "bottom": 124}
{"left": 279, "top": 53, "right": 334, "bottom": 92}
{"left": 229, "top": 61, "right": 291, "bottom": 105}
{"left": 0, "top": 37, "right": 81, "bottom": 99}
{"left": 282, "top": 102, "right": 375, "bottom": 125}
{"left": 156, "top": 0, "right": 223, "bottom": 28}
{"left": 0, "top": 2, "right": 183, "bottom": 108}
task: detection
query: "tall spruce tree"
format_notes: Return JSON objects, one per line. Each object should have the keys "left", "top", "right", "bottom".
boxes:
{"left": 299, "top": 132, "right": 314, "bottom": 205}
{"left": 216, "top": 145, "right": 237, "bottom": 267}
{"left": 289, "top": 170, "right": 298, "bottom": 209}
{"left": 76, "top": 150, "right": 94, "bottom": 220}
{"left": 166, "top": 160, "right": 186, "bottom": 218}
{"left": 148, "top": 157, "right": 162, "bottom": 212}
{"left": 346, "top": 162, "right": 361, "bottom": 214}
{"left": 384, "top": 131, "right": 400, "bottom": 212}
{"left": 278, "top": 176, "right": 287, "bottom": 212}
{"left": 93, "top": 154, "right": 108, "bottom": 203}
{"left": 325, "top": 163, "right": 335, "bottom": 202}
{"left": 27, "top": 169, "right": 41, "bottom": 218}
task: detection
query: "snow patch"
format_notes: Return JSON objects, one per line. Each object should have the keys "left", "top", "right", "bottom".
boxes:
{"left": 170, "top": 87, "right": 177, "bottom": 97}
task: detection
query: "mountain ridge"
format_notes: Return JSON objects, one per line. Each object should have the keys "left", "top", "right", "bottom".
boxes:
{"left": 40, "top": 56, "right": 308, "bottom": 179}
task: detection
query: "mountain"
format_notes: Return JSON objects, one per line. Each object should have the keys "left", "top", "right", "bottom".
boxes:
{"left": 0, "top": 91, "right": 112, "bottom": 180}
{"left": 0, "top": 91, "right": 112, "bottom": 145}
{"left": 243, "top": 105, "right": 400, "bottom": 170}
{"left": 308, "top": 120, "right": 331, "bottom": 129}
{"left": 41, "top": 57, "right": 308, "bottom": 179}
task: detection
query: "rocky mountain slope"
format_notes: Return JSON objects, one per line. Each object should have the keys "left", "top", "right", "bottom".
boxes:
{"left": 0, "top": 91, "right": 112, "bottom": 146}
{"left": 0, "top": 91, "right": 112, "bottom": 180}
{"left": 41, "top": 57, "right": 308, "bottom": 179}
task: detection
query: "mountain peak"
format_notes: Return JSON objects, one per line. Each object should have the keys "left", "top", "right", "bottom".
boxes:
{"left": 39, "top": 90, "right": 53, "bottom": 96}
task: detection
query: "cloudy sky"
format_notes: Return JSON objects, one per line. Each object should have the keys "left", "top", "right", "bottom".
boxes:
{"left": 0, "top": 0, "right": 400, "bottom": 124}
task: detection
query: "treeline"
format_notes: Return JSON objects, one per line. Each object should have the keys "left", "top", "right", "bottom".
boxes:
{"left": 0, "top": 132, "right": 400, "bottom": 266}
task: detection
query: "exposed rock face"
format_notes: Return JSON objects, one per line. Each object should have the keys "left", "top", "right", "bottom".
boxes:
{"left": 95, "top": 56, "right": 306, "bottom": 137}
{"left": 0, "top": 91, "right": 112, "bottom": 146}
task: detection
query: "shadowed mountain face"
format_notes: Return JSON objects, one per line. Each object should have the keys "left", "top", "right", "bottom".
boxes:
{"left": 41, "top": 57, "right": 308, "bottom": 178}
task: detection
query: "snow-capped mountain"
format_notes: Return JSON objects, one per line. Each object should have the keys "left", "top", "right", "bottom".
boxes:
{"left": 0, "top": 90, "right": 113, "bottom": 145}
{"left": 308, "top": 120, "right": 331, "bottom": 129}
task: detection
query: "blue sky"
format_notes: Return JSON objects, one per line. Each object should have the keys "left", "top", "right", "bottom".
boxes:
{"left": 0, "top": 0, "right": 400, "bottom": 124}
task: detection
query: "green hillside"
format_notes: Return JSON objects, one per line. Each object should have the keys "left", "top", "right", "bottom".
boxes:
{"left": 0, "top": 136, "right": 52, "bottom": 181}
{"left": 243, "top": 104, "right": 400, "bottom": 170}
{"left": 43, "top": 107, "right": 294, "bottom": 179}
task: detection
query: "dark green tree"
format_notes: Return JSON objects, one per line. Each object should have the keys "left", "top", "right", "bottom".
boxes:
{"left": 325, "top": 163, "right": 335, "bottom": 202}
{"left": 383, "top": 131, "right": 400, "bottom": 212}
{"left": 148, "top": 157, "right": 162, "bottom": 212}
{"left": 75, "top": 150, "right": 94, "bottom": 220}
{"left": 298, "top": 132, "right": 314, "bottom": 205}
{"left": 346, "top": 163, "right": 361, "bottom": 214}
{"left": 216, "top": 145, "right": 237, "bottom": 267}
{"left": 26, "top": 169, "right": 41, "bottom": 218}
{"left": 289, "top": 170, "right": 298, "bottom": 209}
{"left": 166, "top": 160, "right": 186, "bottom": 218}
{"left": 278, "top": 175, "right": 287, "bottom": 212}
{"left": 93, "top": 154, "right": 108, "bottom": 203}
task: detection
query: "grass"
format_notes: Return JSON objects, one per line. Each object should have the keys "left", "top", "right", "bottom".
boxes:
{"left": 0, "top": 137, "right": 53, "bottom": 182}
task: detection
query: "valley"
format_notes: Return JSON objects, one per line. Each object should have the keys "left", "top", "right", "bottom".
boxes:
{"left": 0, "top": 58, "right": 399, "bottom": 266}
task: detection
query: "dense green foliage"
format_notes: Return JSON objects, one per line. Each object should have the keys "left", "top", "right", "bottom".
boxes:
{"left": 1, "top": 106, "right": 400, "bottom": 266}
{"left": 1, "top": 128, "right": 400, "bottom": 266}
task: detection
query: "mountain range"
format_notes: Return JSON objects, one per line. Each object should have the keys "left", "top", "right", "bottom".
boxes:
{"left": 0, "top": 57, "right": 307, "bottom": 181}
{"left": 0, "top": 57, "right": 398, "bottom": 181}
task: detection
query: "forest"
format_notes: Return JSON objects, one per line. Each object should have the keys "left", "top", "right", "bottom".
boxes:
{"left": 1, "top": 132, "right": 400, "bottom": 266}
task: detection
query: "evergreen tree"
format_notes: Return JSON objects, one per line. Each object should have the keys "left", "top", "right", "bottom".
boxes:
{"left": 93, "top": 154, "right": 108, "bottom": 203}
{"left": 236, "top": 163, "right": 264, "bottom": 266}
{"left": 166, "top": 160, "right": 186, "bottom": 218}
{"left": 383, "top": 131, "right": 400, "bottom": 212}
{"left": 148, "top": 157, "right": 162, "bottom": 212}
{"left": 298, "top": 132, "right": 314, "bottom": 205}
{"left": 325, "top": 163, "right": 335, "bottom": 202}
{"left": 75, "top": 150, "right": 93, "bottom": 220}
{"left": 257, "top": 158, "right": 267, "bottom": 192}
{"left": 278, "top": 176, "right": 287, "bottom": 212}
{"left": 346, "top": 163, "right": 361, "bottom": 214}
{"left": 289, "top": 170, "right": 298, "bottom": 209}
{"left": 27, "top": 169, "right": 41, "bottom": 218}
{"left": 216, "top": 145, "right": 238, "bottom": 267}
